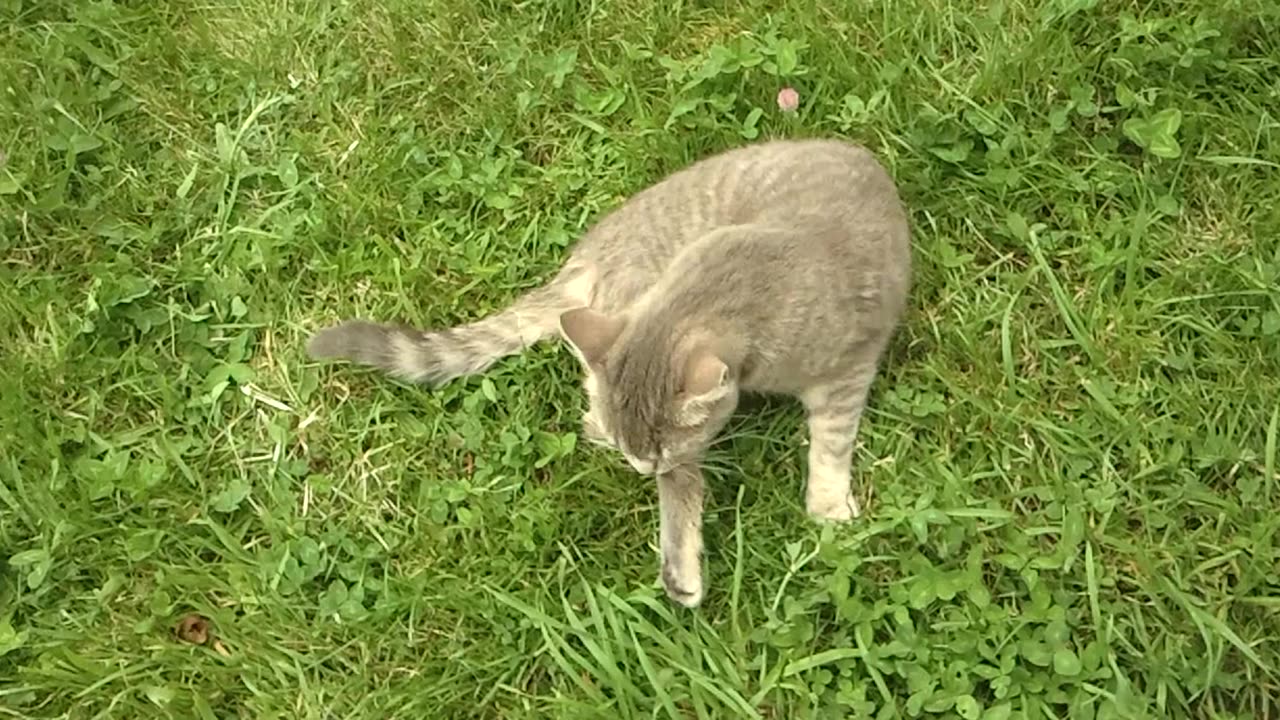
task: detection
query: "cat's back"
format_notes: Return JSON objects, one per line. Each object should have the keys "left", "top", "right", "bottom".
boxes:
{"left": 569, "top": 139, "right": 903, "bottom": 314}
{"left": 580, "top": 139, "right": 897, "bottom": 248}
{"left": 728, "top": 139, "right": 905, "bottom": 228}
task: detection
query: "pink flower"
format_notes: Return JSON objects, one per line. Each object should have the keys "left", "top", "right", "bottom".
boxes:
{"left": 776, "top": 87, "right": 800, "bottom": 112}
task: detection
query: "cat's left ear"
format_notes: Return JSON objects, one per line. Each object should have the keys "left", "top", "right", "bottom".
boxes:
{"left": 676, "top": 349, "right": 732, "bottom": 425}
{"left": 559, "top": 308, "right": 625, "bottom": 367}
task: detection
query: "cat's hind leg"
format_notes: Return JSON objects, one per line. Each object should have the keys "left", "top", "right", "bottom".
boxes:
{"left": 799, "top": 367, "right": 880, "bottom": 522}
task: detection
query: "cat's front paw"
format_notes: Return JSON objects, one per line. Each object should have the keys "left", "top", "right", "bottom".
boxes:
{"left": 807, "top": 490, "right": 861, "bottom": 523}
{"left": 661, "top": 557, "right": 704, "bottom": 608}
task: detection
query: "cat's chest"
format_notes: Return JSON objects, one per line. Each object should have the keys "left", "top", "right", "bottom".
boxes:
{"left": 738, "top": 346, "right": 846, "bottom": 396}
{"left": 739, "top": 359, "right": 801, "bottom": 395}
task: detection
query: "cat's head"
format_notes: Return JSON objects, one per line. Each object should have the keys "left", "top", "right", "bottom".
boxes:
{"left": 559, "top": 308, "right": 739, "bottom": 475}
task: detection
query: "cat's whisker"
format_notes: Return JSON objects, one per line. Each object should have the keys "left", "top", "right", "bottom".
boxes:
{"left": 698, "top": 460, "right": 747, "bottom": 478}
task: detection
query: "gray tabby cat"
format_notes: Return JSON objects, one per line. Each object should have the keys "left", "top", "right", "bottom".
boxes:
{"left": 308, "top": 138, "right": 912, "bottom": 608}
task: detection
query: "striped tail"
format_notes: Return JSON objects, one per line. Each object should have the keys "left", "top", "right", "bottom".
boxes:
{"left": 307, "top": 273, "right": 586, "bottom": 386}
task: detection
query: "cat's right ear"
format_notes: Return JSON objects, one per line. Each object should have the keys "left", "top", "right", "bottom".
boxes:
{"left": 559, "top": 308, "right": 625, "bottom": 367}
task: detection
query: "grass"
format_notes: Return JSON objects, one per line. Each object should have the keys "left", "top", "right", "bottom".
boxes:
{"left": 2, "top": 0, "right": 1279, "bottom": 717}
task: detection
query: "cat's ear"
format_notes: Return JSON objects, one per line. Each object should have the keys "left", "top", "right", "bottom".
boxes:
{"left": 676, "top": 349, "right": 732, "bottom": 425}
{"left": 559, "top": 308, "right": 625, "bottom": 366}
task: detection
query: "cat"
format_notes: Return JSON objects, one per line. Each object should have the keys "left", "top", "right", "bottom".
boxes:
{"left": 307, "top": 138, "right": 912, "bottom": 608}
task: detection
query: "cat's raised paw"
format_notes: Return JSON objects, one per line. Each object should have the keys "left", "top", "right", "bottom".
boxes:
{"left": 807, "top": 492, "right": 862, "bottom": 523}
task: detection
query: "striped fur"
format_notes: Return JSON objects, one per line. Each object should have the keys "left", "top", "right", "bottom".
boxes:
{"left": 307, "top": 138, "right": 912, "bottom": 609}
{"left": 308, "top": 265, "right": 594, "bottom": 386}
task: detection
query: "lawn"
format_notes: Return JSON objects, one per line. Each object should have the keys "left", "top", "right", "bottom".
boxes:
{"left": 2, "top": 0, "right": 1279, "bottom": 717}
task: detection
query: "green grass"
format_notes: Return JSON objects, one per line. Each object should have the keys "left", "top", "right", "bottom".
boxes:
{"left": 2, "top": 0, "right": 1279, "bottom": 717}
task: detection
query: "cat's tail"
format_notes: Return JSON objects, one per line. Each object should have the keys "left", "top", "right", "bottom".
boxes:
{"left": 307, "top": 265, "right": 594, "bottom": 386}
